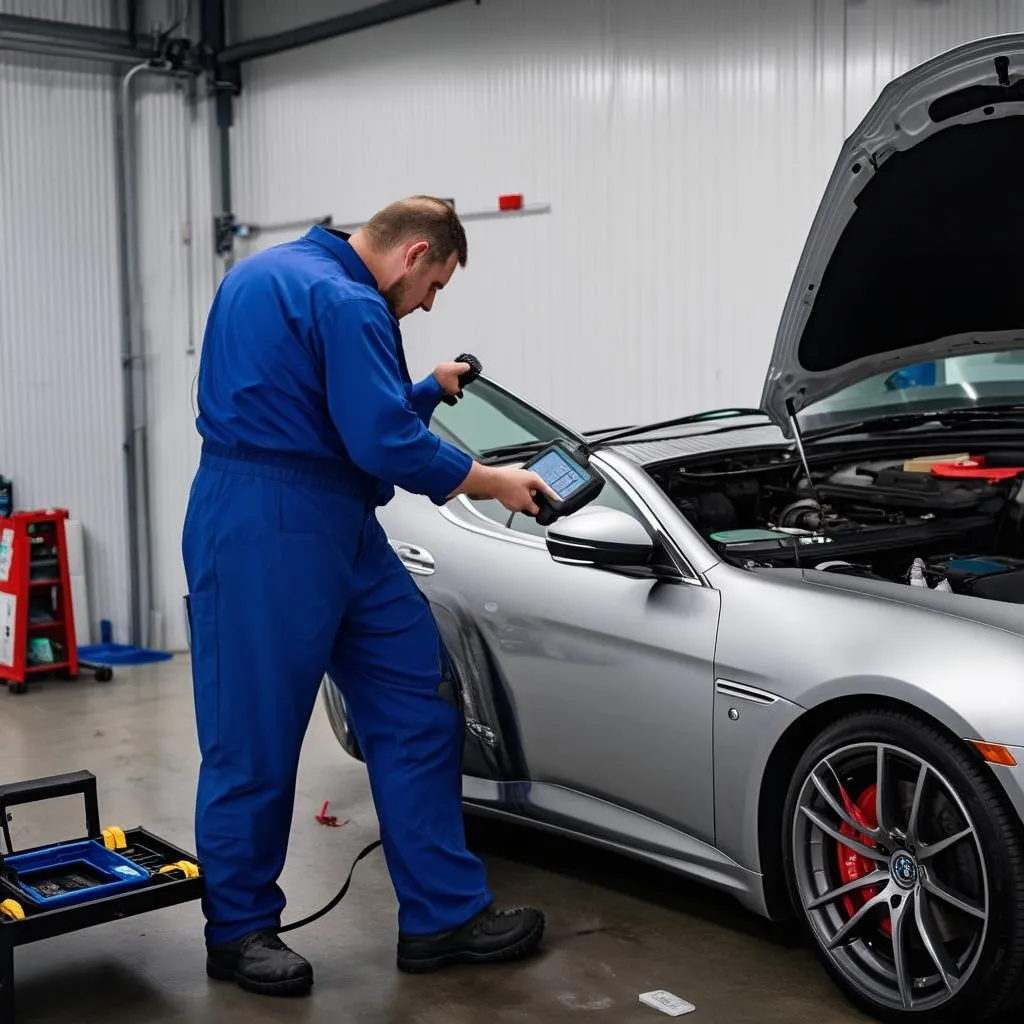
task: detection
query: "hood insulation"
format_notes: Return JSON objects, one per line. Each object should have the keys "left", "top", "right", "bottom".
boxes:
{"left": 798, "top": 115, "right": 1024, "bottom": 376}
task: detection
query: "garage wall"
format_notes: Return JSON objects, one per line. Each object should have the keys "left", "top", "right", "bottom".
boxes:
{"left": 0, "top": 0, "right": 217, "bottom": 652}
{"left": 226, "top": 0, "right": 1024, "bottom": 434}
{"left": 228, "top": 0, "right": 845, "bottom": 430}
{"left": 0, "top": 0, "right": 129, "bottom": 646}
{"left": 134, "top": 75, "right": 218, "bottom": 653}
{"left": 843, "top": 0, "right": 1024, "bottom": 124}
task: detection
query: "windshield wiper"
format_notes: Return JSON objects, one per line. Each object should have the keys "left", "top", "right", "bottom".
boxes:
{"left": 478, "top": 440, "right": 556, "bottom": 462}
{"left": 478, "top": 408, "right": 768, "bottom": 462}
{"left": 583, "top": 408, "right": 767, "bottom": 451}
{"left": 584, "top": 424, "right": 635, "bottom": 435}
{"left": 588, "top": 419, "right": 776, "bottom": 450}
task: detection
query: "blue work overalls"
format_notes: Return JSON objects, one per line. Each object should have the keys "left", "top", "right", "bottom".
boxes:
{"left": 182, "top": 226, "right": 492, "bottom": 946}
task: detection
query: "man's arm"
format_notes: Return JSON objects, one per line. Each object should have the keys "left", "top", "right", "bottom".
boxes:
{"left": 322, "top": 298, "right": 560, "bottom": 514}
{"left": 407, "top": 374, "right": 446, "bottom": 426}
{"left": 322, "top": 298, "right": 471, "bottom": 504}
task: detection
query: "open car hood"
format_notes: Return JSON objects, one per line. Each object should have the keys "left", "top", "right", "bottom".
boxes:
{"left": 760, "top": 34, "right": 1024, "bottom": 434}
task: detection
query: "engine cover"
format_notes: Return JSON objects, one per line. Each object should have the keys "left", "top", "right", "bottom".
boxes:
{"left": 819, "top": 466, "right": 998, "bottom": 513}
{"left": 710, "top": 514, "right": 994, "bottom": 565}
{"left": 926, "top": 554, "right": 1024, "bottom": 604}
{"left": 967, "top": 568, "right": 1024, "bottom": 604}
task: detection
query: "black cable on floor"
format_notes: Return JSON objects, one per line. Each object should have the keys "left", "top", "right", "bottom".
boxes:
{"left": 275, "top": 838, "right": 382, "bottom": 934}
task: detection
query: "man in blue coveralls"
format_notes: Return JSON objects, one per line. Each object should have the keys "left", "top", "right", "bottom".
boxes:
{"left": 183, "top": 196, "right": 557, "bottom": 996}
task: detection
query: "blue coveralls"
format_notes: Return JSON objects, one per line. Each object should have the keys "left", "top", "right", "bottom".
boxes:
{"left": 182, "top": 225, "right": 493, "bottom": 946}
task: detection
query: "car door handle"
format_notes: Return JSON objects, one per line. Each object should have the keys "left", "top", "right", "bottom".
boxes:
{"left": 390, "top": 541, "right": 436, "bottom": 575}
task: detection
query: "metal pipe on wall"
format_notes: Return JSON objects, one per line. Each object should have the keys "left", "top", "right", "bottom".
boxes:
{"left": 116, "top": 58, "right": 191, "bottom": 647}
{"left": 0, "top": 35, "right": 151, "bottom": 65}
{"left": 217, "top": 0, "right": 470, "bottom": 65}
{"left": 199, "top": 0, "right": 236, "bottom": 268}
{"left": 182, "top": 75, "right": 197, "bottom": 359}
{"left": 0, "top": 11, "right": 145, "bottom": 52}
{"left": 0, "top": 10, "right": 155, "bottom": 68}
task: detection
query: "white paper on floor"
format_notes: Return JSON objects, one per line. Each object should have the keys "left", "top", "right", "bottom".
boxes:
{"left": 639, "top": 990, "right": 696, "bottom": 1016}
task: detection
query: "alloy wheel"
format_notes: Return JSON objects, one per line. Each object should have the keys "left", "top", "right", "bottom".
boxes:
{"left": 790, "top": 741, "right": 989, "bottom": 1014}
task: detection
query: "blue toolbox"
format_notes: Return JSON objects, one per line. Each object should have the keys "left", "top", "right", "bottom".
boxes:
{"left": 0, "top": 771, "right": 203, "bottom": 1022}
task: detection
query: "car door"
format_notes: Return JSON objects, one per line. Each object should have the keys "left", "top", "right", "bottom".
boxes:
{"left": 417, "top": 381, "right": 721, "bottom": 846}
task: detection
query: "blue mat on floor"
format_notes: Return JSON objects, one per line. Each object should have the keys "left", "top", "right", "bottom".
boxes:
{"left": 77, "top": 643, "right": 173, "bottom": 665}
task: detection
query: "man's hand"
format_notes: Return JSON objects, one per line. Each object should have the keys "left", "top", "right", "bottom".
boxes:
{"left": 432, "top": 361, "right": 471, "bottom": 398}
{"left": 488, "top": 466, "right": 558, "bottom": 515}
{"left": 452, "top": 463, "right": 559, "bottom": 516}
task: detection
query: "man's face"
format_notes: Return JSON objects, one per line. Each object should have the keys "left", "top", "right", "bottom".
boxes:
{"left": 381, "top": 241, "right": 459, "bottom": 319}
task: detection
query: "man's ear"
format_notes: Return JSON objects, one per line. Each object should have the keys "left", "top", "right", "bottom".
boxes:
{"left": 404, "top": 240, "right": 431, "bottom": 270}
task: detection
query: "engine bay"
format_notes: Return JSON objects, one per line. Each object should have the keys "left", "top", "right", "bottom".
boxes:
{"left": 650, "top": 446, "right": 1024, "bottom": 604}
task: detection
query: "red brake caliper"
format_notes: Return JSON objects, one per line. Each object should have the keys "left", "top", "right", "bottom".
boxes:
{"left": 836, "top": 783, "right": 892, "bottom": 937}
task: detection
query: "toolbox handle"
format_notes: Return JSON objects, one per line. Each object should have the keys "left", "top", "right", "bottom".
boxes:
{"left": 0, "top": 770, "right": 101, "bottom": 856}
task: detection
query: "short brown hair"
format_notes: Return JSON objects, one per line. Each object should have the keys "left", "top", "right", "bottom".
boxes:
{"left": 363, "top": 195, "right": 468, "bottom": 267}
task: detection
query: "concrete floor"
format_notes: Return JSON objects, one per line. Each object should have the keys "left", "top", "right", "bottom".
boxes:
{"left": 0, "top": 658, "right": 875, "bottom": 1024}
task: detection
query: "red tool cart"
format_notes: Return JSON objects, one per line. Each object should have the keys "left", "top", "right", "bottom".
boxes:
{"left": 0, "top": 509, "right": 111, "bottom": 694}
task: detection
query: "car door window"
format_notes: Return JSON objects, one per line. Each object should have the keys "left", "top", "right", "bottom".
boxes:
{"left": 427, "top": 379, "right": 643, "bottom": 536}
{"left": 429, "top": 378, "right": 580, "bottom": 458}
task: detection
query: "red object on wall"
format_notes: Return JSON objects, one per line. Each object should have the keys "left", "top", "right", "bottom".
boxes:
{"left": 0, "top": 508, "right": 79, "bottom": 692}
{"left": 498, "top": 193, "right": 524, "bottom": 211}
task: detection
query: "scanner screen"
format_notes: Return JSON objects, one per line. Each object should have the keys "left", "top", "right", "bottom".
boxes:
{"left": 530, "top": 449, "right": 589, "bottom": 500}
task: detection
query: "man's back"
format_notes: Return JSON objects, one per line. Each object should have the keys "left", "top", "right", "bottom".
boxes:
{"left": 195, "top": 228, "right": 390, "bottom": 464}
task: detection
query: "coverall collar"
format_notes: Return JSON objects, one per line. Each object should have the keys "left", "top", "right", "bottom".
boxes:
{"left": 306, "top": 225, "right": 378, "bottom": 290}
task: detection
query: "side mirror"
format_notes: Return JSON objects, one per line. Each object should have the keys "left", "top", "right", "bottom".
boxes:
{"left": 545, "top": 506, "right": 653, "bottom": 568}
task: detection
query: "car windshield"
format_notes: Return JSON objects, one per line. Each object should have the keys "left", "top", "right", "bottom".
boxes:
{"left": 429, "top": 377, "right": 583, "bottom": 459}
{"left": 801, "top": 350, "right": 1024, "bottom": 427}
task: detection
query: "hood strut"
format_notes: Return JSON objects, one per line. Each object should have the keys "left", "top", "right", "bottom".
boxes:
{"left": 787, "top": 398, "right": 818, "bottom": 500}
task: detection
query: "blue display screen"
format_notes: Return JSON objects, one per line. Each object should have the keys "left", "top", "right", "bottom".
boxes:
{"left": 530, "top": 448, "right": 590, "bottom": 500}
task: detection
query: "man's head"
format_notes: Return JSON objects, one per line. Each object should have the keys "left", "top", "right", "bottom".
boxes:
{"left": 349, "top": 196, "right": 468, "bottom": 319}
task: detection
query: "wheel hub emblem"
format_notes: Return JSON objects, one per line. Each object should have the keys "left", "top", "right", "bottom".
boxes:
{"left": 891, "top": 852, "right": 918, "bottom": 889}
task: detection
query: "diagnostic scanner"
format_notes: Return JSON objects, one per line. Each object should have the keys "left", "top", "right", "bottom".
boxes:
{"left": 442, "top": 352, "right": 483, "bottom": 406}
{"left": 522, "top": 439, "right": 605, "bottom": 525}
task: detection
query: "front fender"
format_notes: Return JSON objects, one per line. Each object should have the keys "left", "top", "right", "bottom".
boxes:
{"left": 708, "top": 560, "right": 1024, "bottom": 883}
{"left": 708, "top": 561, "right": 1024, "bottom": 747}
{"left": 797, "top": 673, "right": 989, "bottom": 743}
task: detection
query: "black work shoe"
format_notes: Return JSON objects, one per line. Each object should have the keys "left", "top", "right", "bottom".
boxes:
{"left": 206, "top": 928, "right": 313, "bottom": 996}
{"left": 396, "top": 904, "right": 545, "bottom": 973}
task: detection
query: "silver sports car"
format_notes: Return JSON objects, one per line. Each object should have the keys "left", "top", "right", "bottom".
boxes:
{"left": 323, "top": 35, "right": 1024, "bottom": 1023}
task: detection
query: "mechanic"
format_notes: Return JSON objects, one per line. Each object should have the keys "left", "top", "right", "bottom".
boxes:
{"left": 182, "top": 196, "right": 555, "bottom": 997}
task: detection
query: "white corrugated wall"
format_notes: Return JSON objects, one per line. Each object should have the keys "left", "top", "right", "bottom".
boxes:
{"left": 134, "top": 73, "right": 218, "bottom": 652}
{"left": 228, "top": 0, "right": 1024, "bottom": 433}
{"left": 0, "top": 0, "right": 128, "bottom": 646}
{"left": 0, "top": 0, "right": 216, "bottom": 651}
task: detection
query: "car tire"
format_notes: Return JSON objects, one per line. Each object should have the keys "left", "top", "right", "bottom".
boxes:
{"left": 320, "top": 675, "right": 363, "bottom": 762}
{"left": 781, "top": 708, "right": 1024, "bottom": 1023}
